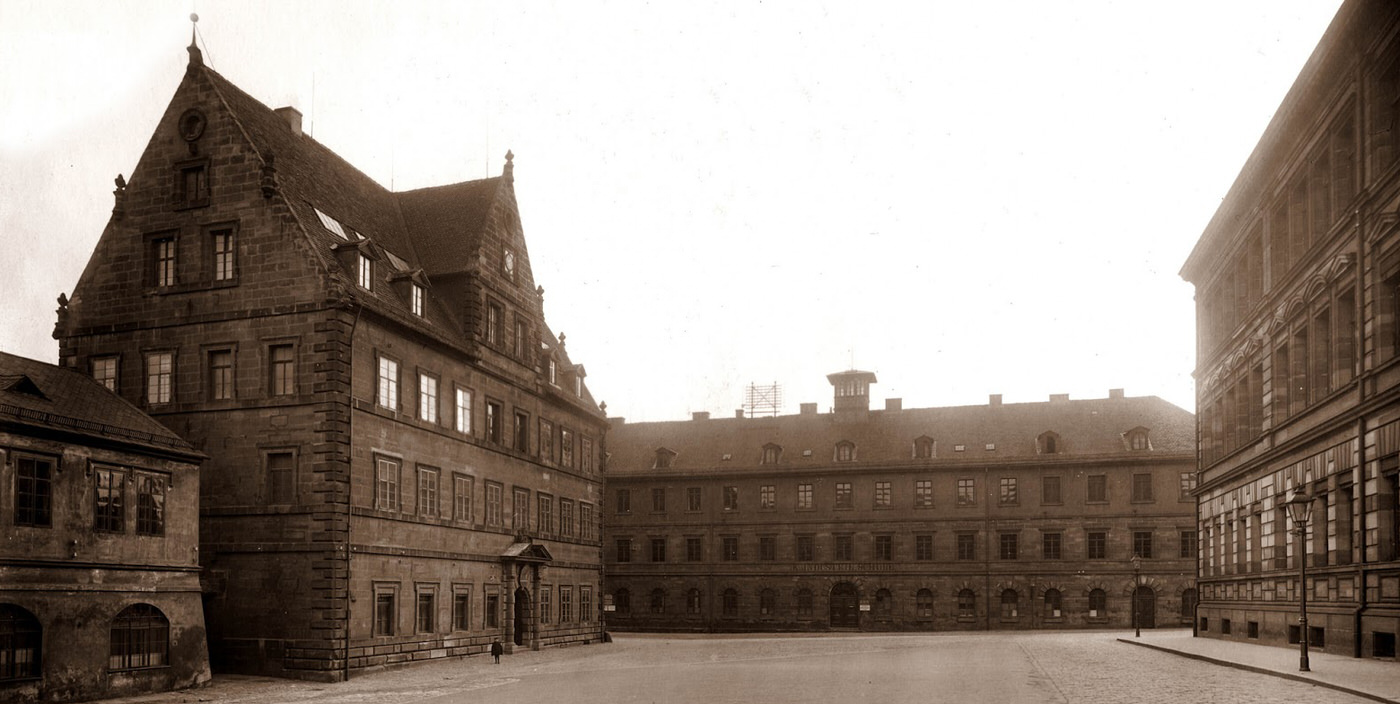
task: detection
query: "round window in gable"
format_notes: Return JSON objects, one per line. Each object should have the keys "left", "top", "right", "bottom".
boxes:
{"left": 179, "top": 108, "right": 207, "bottom": 142}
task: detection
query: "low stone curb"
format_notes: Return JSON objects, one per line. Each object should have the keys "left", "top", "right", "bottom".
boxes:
{"left": 1116, "top": 638, "right": 1398, "bottom": 704}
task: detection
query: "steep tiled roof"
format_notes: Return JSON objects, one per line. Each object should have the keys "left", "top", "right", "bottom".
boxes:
{"left": 397, "top": 179, "right": 503, "bottom": 278}
{"left": 0, "top": 352, "right": 199, "bottom": 456}
{"left": 608, "top": 394, "right": 1193, "bottom": 475}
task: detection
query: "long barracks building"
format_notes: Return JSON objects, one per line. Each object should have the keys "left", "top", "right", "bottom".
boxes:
{"left": 604, "top": 371, "right": 1197, "bottom": 633}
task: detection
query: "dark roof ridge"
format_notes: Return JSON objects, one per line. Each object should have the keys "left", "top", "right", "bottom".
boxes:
{"left": 397, "top": 174, "right": 503, "bottom": 196}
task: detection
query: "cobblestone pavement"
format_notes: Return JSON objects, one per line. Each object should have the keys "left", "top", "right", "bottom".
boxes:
{"left": 99, "top": 631, "right": 1372, "bottom": 704}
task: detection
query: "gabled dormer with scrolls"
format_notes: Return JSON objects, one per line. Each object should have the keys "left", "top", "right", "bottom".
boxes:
{"left": 1037, "top": 431, "right": 1063, "bottom": 455}
{"left": 1124, "top": 426, "right": 1152, "bottom": 451}
{"left": 652, "top": 447, "right": 677, "bottom": 469}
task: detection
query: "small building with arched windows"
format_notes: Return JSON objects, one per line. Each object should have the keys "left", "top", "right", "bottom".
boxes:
{"left": 603, "top": 371, "right": 1198, "bottom": 633}
{"left": 0, "top": 352, "right": 209, "bottom": 702}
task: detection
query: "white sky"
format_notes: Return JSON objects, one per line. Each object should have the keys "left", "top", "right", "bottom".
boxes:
{"left": 0, "top": 1, "right": 1344, "bottom": 422}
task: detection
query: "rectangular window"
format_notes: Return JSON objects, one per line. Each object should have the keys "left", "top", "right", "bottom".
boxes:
{"left": 1179, "top": 529, "right": 1197, "bottom": 559}
{"left": 915, "top": 479, "right": 933, "bottom": 508}
{"left": 723, "top": 486, "right": 738, "bottom": 511}
{"left": 145, "top": 351, "right": 173, "bottom": 405}
{"left": 266, "top": 450, "right": 295, "bottom": 505}
{"left": 455, "top": 387, "right": 472, "bottom": 434}
{"left": 514, "top": 411, "right": 530, "bottom": 452}
{"left": 207, "top": 349, "right": 233, "bottom": 400}
{"left": 797, "top": 483, "right": 813, "bottom": 510}
{"left": 874, "top": 481, "right": 891, "bottom": 508}
{"left": 453, "top": 588, "right": 472, "bottom": 631}
{"left": 645, "top": 487, "right": 663, "bottom": 513}
{"left": 834, "top": 534, "right": 853, "bottom": 561}
{"left": 1179, "top": 472, "right": 1197, "bottom": 501}
{"left": 560, "top": 428, "right": 574, "bottom": 468}
{"left": 377, "top": 356, "right": 399, "bottom": 410}
{"left": 1087, "top": 531, "right": 1107, "bottom": 559}
{"left": 94, "top": 466, "right": 125, "bottom": 532}
{"left": 416, "top": 587, "right": 436, "bottom": 634}
{"left": 212, "top": 228, "right": 235, "bottom": 281}
{"left": 1132, "top": 473, "right": 1153, "bottom": 502}
{"left": 559, "top": 499, "right": 574, "bottom": 537}
{"left": 722, "top": 536, "right": 739, "bottom": 561}
{"left": 1087, "top": 475, "right": 1107, "bottom": 502}
{"left": 957, "top": 478, "right": 976, "bottom": 506}
{"left": 374, "top": 588, "right": 396, "bottom": 636}
{"left": 512, "top": 488, "right": 529, "bottom": 531}
{"left": 999, "top": 477, "right": 1018, "bottom": 505}
{"left": 760, "top": 485, "right": 775, "bottom": 509}
{"left": 916, "top": 534, "right": 933, "bottom": 560}
{"left": 559, "top": 587, "right": 573, "bottom": 623}
{"left": 411, "top": 283, "right": 424, "bottom": 317}
{"left": 485, "top": 592, "right": 500, "bottom": 629}
{"left": 358, "top": 253, "right": 372, "bottom": 290}
{"left": 582, "top": 437, "right": 595, "bottom": 475}
{"left": 1043, "top": 532, "right": 1062, "bottom": 560}
{"left": 616, "top": 488, "right": 631, "bottom": 514}
{"left": 539, "top": 418, "right": 555, "bottom": 464}
{"left": 581, "top": 587, "right": 593, "bottom": 623}
{"left": 1042, "top": 476, "right": 1062, "bottom": 504}
{"left": 580, "top": 503, "right": 595, "bottom": 540}
{"left": 486, "top": 400, "right": 502, "bottom": 444}
{"left": 485, "top": 482, "right": 503, "bottom": 526}
{"left": 418, "top": 466, "right": 439, "bottom": 517}
{"left": 687, "top": 487, "right": 702, "bottom": 511}
{"left": 797, "top": 535, "right": 815, "bottom": 561}
{"left": 759, "top": 535, "right": 776, "bottom": 561}
{"left": 615, "top": 538, "right": 632, "bottom": 563}
{"left": 375, "top": 457, "right": 400, "bottom": 511}
{"left": 835, "top": 482, "right": 853, "bottom": 509}
{"left": 486, "top": 302, "right": 503, "bottom": 345}
{"left": 177, "top": 161, "right": 208, "bottom": 208}
{"left": 687, "top": 536, "right": 703, "bottom": 561}
{"left": 957, "top": 533, "right": 975, "bottom": 560}
{"left": 418, "top": 373, "right": 438, "bottom": 423}
{"left": 538, "top": 494, "right": 553, "bottom": 534}
{"left": 540, "top": 587, "right": 552, "bottom": 624}
{"left": 453, "top": 474, "right": 473, "bottom": 523}
{"left": 1133, "top": 531, "right": 1154, "bottom": 559}
{"left": 92, "top": 355, "right": 119, "bottom": 392}
{"left": 651, "top": 538, "right": 667, "bottom": 562}
{"left": 1000, "top": 533, "right": 1018, "bottom": 560}
{"left": 135, "top": 473, "right": 165, "bottom": 535}
{"left": 875, "top": 535, "right": 893, "bottom": 561}
{"left": 153, "top": 236, "right": 177, "bottom": 287}
{"left": 269, "top": 344, "right": 295, "bottom": 396}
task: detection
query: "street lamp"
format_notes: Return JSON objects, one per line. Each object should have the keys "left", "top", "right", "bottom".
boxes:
{"left": 1285, "top": 486, "right": 1313, "bottom": 672}
{"left": 1131, "top": 553, "right": 1142, "bottom": 638}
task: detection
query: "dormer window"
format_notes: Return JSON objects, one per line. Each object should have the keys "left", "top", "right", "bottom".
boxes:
{"left": 411, "top": 283, "right": 424, "bottom": 316}
{"left": 653, "top": 448, "right": 676, "bottom": 469}
{"left": 913, "top": 436, "right": 935, "bottom": 459}
{"left": 835, "top": 441, "right": 856, "bottom": 462}
{"left": 762, "top": 444, "right": 782, "bottom": 465}
{"left": 575, "top": 374, "right": 583, "bottom": 397}
{"left": 1126, "top": 428, "right": 1151, "bottom": 451}
{"left": 548, "top": 358, "right": 558, "bottom": 385}
{"left": 1038, "top": 431, "right": 1062, "bottom": 455}
{"left": 357, "top": 253, "right": 372, "bottom": 290}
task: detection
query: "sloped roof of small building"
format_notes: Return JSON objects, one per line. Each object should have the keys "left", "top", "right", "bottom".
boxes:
{"left": 609, "top": 393, "right": 1193, "bottom": 475}
{"left": 0, "top": 352, "right": 199, "bottom": 456}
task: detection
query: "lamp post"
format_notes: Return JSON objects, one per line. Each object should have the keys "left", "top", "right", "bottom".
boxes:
{"left": 1131, "top": 553, "right": 1142, "bottom": 638}
{"left": 1285, "top": 486, "right": 1313, "bottom": 673}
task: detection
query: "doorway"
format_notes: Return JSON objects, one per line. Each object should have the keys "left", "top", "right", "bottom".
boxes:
{"left": 830, "top": 582, "right": 859, "bottom": 628}
{"left": 1134, "top": 586, "right": 1155, "bottom": 629}
{"left": 514, "top": 587, "right": 530, "bottom": 646}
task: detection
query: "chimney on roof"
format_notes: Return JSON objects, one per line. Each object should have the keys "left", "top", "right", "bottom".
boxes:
{"left": 800, "top": 402, "right": 817, "bottom": 415}
{"left": 885, "top": 398, "right": 902, "bottom": 412}
{"left": 275, "top": 107, "right": 303, "bottom": 137}
{"left": 735, "top": 409, "right": 745, "bottom": 419}
{"left": 1050, "top": 393, "right": 1070, "bottom": 403}
{"left": 989, "top": 394, "right": 1002, "bottom": 407}
{"left": 1109, "top": 388, "right": 1125, "bottom": 399}
{"left": 692, "top": 411, "right": 710, "bottom": 421}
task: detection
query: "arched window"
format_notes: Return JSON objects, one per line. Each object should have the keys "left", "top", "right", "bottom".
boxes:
{"left": 761, "top": 444, "right": 782, "bottom": 465}
{"left": 650, "top": 589, "right": 666, "bottom": 615}
{"left": 1038, "top": 431, "right": 1061, "bottom": 454}
{"left": 722, "top": 589, "right": 739, "bottom": 617}
{"left": 874, "top": 589, "right": 893, "bottom": 622}
{"left": 614, "top": 588, "right": 630, "bottom": 615}
{"left": 0, "top": 604, "right": 41, "bottom": 681}
{"left": 759, "top": 589, "right": 776, "bottom": 617}
{"left": 110, "top": 603, "right": 169, "bottom": 670}
{"left": 686, "top": 589, "right": 702, "bottom": 616}
{"left": 913, "top": 436, "right": 935, "bottom": 459}
{"left": 1181, "top": 588, "right": 1198, "bottom": 620}
{"left": 1000, "top": 589, "right": 1019, "bottom": 619}
{"left": 835, "top": 441, "right": 856, "bottom": 462}
{"left": 916, "top": 589, "right": 934, "bottom": 618}
{"left": 1127, "top": 428, "right": 1150, "bottom": 451}
{"left": 957, "top": 589, "right": 976, "bottom": 618}
{"left": 796, "top": 589, "right": 814, "bottom": 618}
{"left": 1088, "top": 589, "right": 1107, "bottom": 618}
{"left": 1043, "top": 589, "right": 1063, "bottom": 618}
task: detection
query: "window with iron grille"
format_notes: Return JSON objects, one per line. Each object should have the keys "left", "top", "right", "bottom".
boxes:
{"left": 109, "top": 604, "right": 169, "bottom": 670}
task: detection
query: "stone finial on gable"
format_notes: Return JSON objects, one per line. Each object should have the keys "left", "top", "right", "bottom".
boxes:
{"left": 187, "top": 14, "right": 203, "bottom": 69}
{"left": 112, "top": 174, "right": 127, "bottom": 220}
{"left": 503, "top": 150, "right": 514, "bottom": 184}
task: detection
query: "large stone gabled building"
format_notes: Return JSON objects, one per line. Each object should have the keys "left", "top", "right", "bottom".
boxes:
{"left": 1180, "top": 0, "right": 1400, "bottom": 661}
{"left": 605, "top": 371, "right": 1196, "bottom": 633}
{"left": 54, "top": 40, "right": 607, "bottom": 679}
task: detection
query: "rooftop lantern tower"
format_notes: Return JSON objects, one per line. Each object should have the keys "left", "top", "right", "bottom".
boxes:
{"left": 827, "top": 369, "right": 877, "bottom": 415}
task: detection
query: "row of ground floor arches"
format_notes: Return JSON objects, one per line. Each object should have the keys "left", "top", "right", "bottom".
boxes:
{"left": 605, "top": 576, "right": 1198, "bottom": 632}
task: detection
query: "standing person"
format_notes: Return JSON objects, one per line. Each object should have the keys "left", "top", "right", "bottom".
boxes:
{"left": 491, "top": 640, "right": 503, "bottom": 664}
